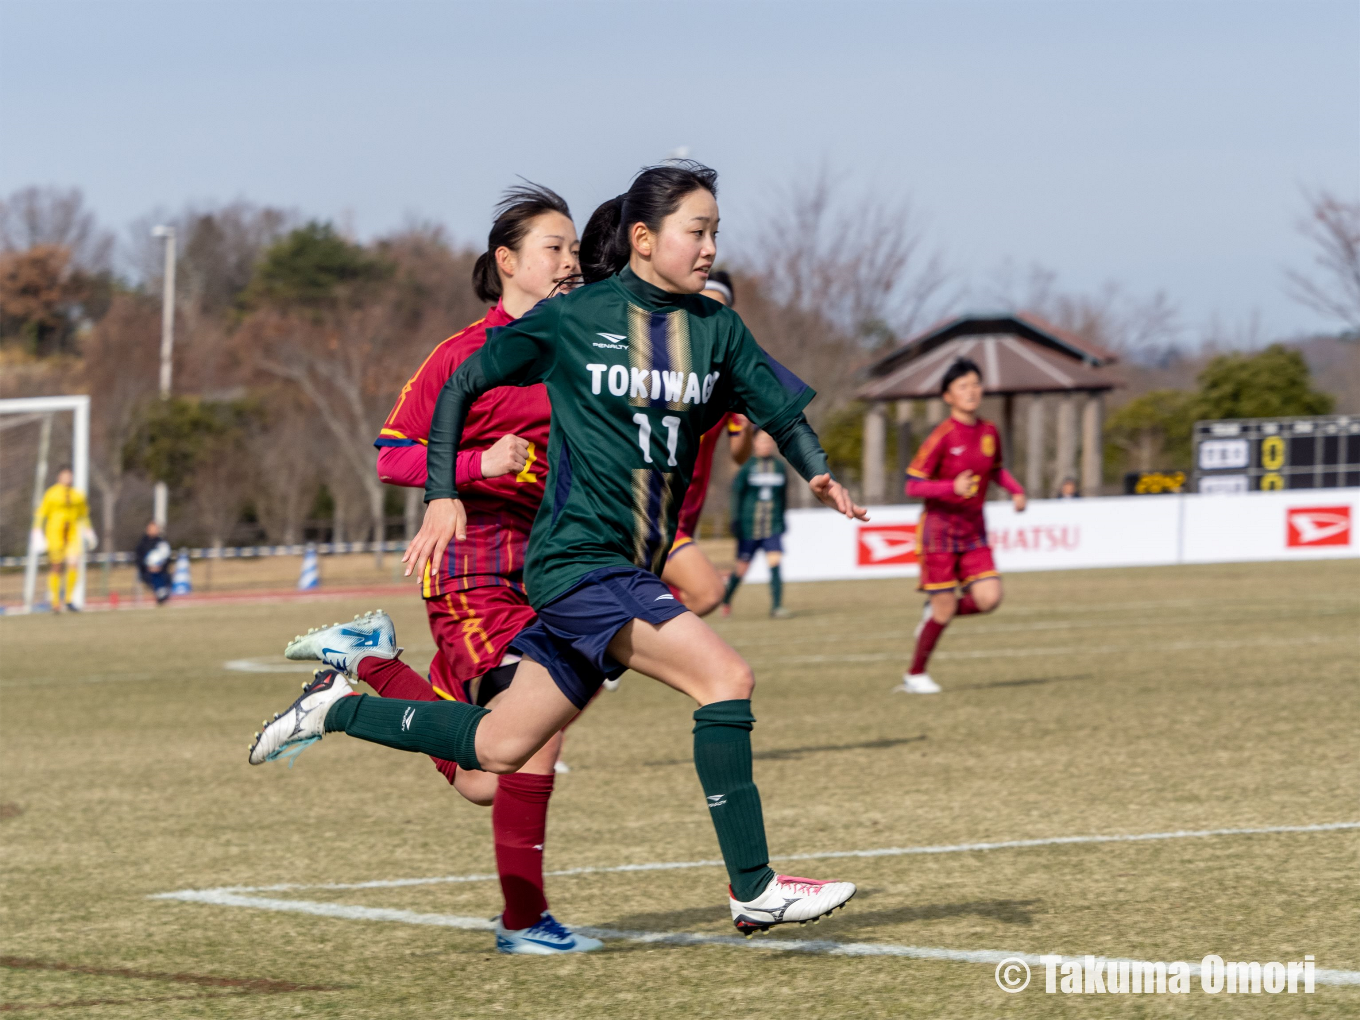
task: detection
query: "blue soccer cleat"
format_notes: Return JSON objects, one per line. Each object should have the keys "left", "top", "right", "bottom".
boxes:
{"left": 284, "top": 610, "right": 398, "bottom": 676}
{"left": 495, "top": 913, "right": 604, "bottom": 955}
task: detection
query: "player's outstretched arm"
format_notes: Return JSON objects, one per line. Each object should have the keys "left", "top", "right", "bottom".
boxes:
{"left": 809, "top": 474, "right": 869, "bottom": 521}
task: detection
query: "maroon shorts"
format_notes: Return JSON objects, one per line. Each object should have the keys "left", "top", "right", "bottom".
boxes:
{"left": 917, "top": 547, "right": 999, "bottom": 593}
{"left": 424, "top": 586, "right": 536, "bottom": 702}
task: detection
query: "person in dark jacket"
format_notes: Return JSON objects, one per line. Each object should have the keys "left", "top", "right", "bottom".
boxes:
{"left": 135, "top": 521, "right": 172, "bottom": 605}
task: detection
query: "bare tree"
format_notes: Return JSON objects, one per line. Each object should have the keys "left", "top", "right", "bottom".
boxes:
{"left": 748, "top": 170, "right": 953, "bottom": 345}
{"left": 1288, "top": 189, "right": 1360, "bottom": 336}
{"left": 0, "top": 186, "right": 114, "bottom": 271}
{"left": 81, "top": 294, "right": 160, "bottom": 553}
{"left": 247, "top": 389, "right": 323, "bottom": 545}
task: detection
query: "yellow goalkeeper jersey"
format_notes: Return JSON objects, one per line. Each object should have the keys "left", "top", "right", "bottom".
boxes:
{"left": 34, "top": 483, "right": 90, "bottom": 551}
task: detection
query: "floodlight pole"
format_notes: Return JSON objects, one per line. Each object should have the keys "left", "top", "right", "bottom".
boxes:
{"left": 151, "top": 225, "right": 176, "bottom": 527}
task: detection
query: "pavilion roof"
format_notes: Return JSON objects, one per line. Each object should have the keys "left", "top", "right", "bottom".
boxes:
{"left": 857, "top": 330, "right": 1117, "bottom": 400}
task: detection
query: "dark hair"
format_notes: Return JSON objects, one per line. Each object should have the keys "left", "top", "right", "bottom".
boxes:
{"left": 940, "top": 357, "right": 982, "bottom": 395}
{"left": 704, "top": 269, "right": 735, "bottom": 306}
{"left": 580, "top": 161, "right": 719, "bottom": 284}
{"left": 472, "top": 183, "right": 572, "bottom": 304}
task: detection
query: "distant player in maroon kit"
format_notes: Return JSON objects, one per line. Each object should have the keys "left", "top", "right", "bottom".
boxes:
{"left": 281, "top": 184, "right": 602, "bottom": 954}
{"left": 895, "top": 357, "right": 1026, "bottom": 694}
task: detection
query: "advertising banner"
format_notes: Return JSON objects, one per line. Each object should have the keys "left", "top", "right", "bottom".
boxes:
{"left": 737, "top": 488, "right": 1359, "bottom": 583}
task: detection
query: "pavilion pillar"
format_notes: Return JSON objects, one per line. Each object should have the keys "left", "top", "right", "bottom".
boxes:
{"left": 1001, "top": 394, "right": 1016, "bottom": 469}
{"left": 926, "top": 398, "right": 946, "bottom": 427}
{"left": 862, "top": 402, "right": 887, "bottom": 505}
{"left": 1053, "top": 394, "right": 1078, "bottom": 493}
{"left": 1081, "top": 391, "right": 1104, "bottom": 496}
{"left": 1026, "top": 395, "right": 1045, "bottom": 497}
{"left": 894, "top": 400, "right": 914, "bottom": 502}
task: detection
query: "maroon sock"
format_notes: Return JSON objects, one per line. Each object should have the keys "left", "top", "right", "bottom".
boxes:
{"left": 493, "top": 772, "right": 555, "bottom": 930}
{"left": 956, "top": 593, "right": 982, "bottom": 616}
{"left": 355, "top": 657, "right": 459, "bottom": 785}
{"left": 910, "top": 618, "right": 947, "bottom": 675}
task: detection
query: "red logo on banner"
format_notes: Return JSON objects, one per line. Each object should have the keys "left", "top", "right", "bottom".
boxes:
{"left": 1286, "top": 506, "right": 1352, "bottom": 547}
{"left": 857, "top": 524, "right": 918, "bottom": 565}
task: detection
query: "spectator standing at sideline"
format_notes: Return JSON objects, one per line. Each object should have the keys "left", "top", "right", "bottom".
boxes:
{"left": 135, "top": 521, "right": 172, "bottom": 605}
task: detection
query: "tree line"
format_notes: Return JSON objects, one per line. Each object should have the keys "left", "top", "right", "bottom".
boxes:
{"left": 1, "top": 182, "right": 1355, "bottom": 557}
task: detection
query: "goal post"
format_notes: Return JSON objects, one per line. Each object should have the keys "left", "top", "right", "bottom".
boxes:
{"left": 1, "top": 395, "right": 91, "bottom": 612}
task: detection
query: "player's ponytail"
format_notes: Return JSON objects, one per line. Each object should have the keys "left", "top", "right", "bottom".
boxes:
{"left": 580, "top": 161, "right": 719, "bottom": 284}
{"left": 471, "top": 182, "right": 572, "bottom": 304}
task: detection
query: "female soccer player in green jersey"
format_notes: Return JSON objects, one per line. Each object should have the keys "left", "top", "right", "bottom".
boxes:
{"left": 250, "top": 163, "right": 868, "bottom": 935}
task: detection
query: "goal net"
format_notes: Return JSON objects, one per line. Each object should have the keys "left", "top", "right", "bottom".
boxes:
{"left": 0, "top": 396, "right": 91, "bottom": 612}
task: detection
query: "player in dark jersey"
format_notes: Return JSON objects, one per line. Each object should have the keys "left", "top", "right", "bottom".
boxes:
{"left": 251, "top": 162, "right": 867, "bottom": 935}
{"left": 896, "top": 357, "right": 1026, "bottom": 694}
{"left": 275, "top": 185, "right": 601, "bottom": 954}
{"left": 660, "top": 270, "right": 753, "bottom": 616}
{"left": 720, "top": 430, "right": 790, "bottom": 617}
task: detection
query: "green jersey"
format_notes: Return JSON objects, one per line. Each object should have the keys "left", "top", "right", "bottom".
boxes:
{"left": 731, "top": 456, "right": 788, "bottom": 541}
{"left": 427, "top": 267, "right": 830, "bottom": 609}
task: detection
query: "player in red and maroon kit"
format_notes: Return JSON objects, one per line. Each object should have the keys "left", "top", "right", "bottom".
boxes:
{"left": 660, "top": 271, "right": 753, "bottom": 616}
{"left": 895, "top": 357, "right": 1026, "bottom": 694}
{"left": 281, "top": 185, "right": 601, "bottom": 954}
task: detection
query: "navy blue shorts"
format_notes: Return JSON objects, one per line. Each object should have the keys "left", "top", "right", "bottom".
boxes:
{"left": 509, "top": 565, "right": 690, "bottom": 709}
{"left": 736, "top": 535, "right": 784, "bottom": 562}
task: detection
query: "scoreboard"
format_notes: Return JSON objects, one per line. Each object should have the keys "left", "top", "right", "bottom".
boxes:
{"left": 1193, "top": 414, "right": 1360, "bottom": 494}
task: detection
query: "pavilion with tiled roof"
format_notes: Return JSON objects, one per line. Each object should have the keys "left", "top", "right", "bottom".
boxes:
{"left": 855, "top": 312, "right": 1120, "bottom": 501}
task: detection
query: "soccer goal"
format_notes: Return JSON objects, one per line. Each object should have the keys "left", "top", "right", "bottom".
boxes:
{"left": 1, "top": 395, "right": 91, "bottom": 612}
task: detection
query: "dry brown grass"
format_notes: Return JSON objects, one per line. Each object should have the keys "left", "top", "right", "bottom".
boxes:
{"left": 1, "top": 560, "right": 1357, "bottom": 1017}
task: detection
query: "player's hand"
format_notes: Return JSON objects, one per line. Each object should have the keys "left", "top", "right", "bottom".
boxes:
{"left": 1012, "top": 491, "right": 1027, "bottom": 513}
{"left": 481, "top": 434, "right": 530, "bottom": 479}
{"left": 809, "top": 474, "right": 869, "bottom": 522}
{"left": 953, "top": 470, "right": 978, "bottom": 497}
{"left": 403, "top": 498, "right": 466, "bottom": 579}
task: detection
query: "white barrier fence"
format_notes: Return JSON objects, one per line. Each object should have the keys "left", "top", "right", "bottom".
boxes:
{"left": 741, "top": 489, "right": 1360, "bottom": 583}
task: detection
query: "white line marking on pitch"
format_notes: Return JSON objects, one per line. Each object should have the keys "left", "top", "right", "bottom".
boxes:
{"left": 148, "top": 888, "right": 1360, "bottom": 985}
{"left": 766, "top": 632, "right": 1354, "bottom": 666}
{"left": 158, "top": 821, "right": 1360, "bottom": 895}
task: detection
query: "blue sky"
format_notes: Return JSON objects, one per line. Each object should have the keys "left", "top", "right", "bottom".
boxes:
{"left": 2, "top": 0, "right": 1356, "bottom": 341}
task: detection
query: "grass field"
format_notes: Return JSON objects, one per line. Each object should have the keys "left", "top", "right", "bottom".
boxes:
{"left": 2, "top": 559, "right": 1357, "bottom": 1018}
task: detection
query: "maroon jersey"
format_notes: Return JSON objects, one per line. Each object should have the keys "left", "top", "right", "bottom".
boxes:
{"left": 906, "top": 416, "right": 1020, "bottom": 554}
{"left": 674, "top": 413, "right": 745, "bottom": 539}
{"left": 375, "top": 300, "right": 550, "bottom": 597}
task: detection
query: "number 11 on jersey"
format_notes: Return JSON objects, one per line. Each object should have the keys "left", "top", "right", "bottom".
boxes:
{"left": 633, "top": 412, "right": 681, "bottom": 467}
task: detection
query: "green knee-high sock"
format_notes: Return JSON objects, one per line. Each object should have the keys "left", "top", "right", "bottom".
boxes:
{"left": 325, "top": 694, "right": 487, "bottom": 771}
{"left": 692, "top": 699, "right": 776, "bottom": 902}
{"left": 721, "top": 571, "right": 742, "bottom": 606}
{"left": 769, "top": 564, "right": 783, "bottom": 612}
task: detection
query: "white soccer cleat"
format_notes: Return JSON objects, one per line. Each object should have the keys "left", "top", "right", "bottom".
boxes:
{"left": 495, "top": 913, "right": 604, "bottom": 955}
{"left": 284, "top": 610, "right": 397, "bottom": 676}
{"left": 892, "top": 672, "right": 941, "bottom": 694}
{"left": 730, "top": 874, "right": 856, "bottom": 937}
{"left": 248, "top": 668, "right": 354, "bottom": 766}
{"left": 913, "top": 600, "right": 934, "bottom": 639}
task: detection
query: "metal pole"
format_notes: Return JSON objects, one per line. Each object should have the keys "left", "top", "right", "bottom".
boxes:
{"left": 72, "top": 395, "right": 90, "bottom": 608}
{"left": 22, "top": 414, "right": 54, "bottom": 612}
{"left": 152, "top": 226, "right": 176, "bottom": 528}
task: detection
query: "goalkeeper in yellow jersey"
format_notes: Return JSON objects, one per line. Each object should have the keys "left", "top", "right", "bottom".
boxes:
{"left": 31, "top": 467, "right": 94, "bottom": 612}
